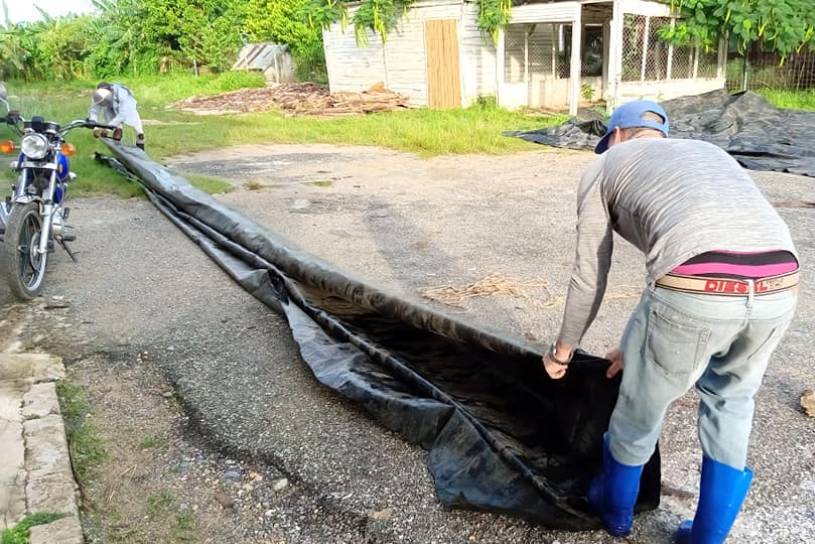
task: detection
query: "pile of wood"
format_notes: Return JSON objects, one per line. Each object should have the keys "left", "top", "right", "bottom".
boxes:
{"left": 172, "top": 82, "right": 409, "bottom": 116}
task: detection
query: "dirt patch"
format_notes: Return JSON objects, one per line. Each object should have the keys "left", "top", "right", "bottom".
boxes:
{"left": 172, "top": 83, "right": 409, "bottom": 117}
{"left": 418, "top": 273, "right": 552, "bottom": 308}
{"left": 69, "top": 356, "right": 288, "bottom": 544}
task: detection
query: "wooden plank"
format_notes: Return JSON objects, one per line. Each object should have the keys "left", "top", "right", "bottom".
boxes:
{"left": 425, "top": 19, "right": 462, "bottom": 108}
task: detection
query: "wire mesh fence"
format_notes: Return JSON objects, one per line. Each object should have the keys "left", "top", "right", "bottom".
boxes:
{"left": 529, "top": 24, "right": 556, "bottom": 78}
{"left": 671, "top": 43, "right": 695, "bottom": 79}
{"left": 726, "top": 45, "right": 815, "bottom": 91}
{"left": 621, "top": 14, "right": 645, "bottom": 81}
{"left": 503, "top": 24, "right": 527, "bottom": 84}
{"left": 644, "top": 16, "right": 670, "bottom": 80}
{"left": 503, "top": 23, "right": 572, "bottom": 83}
{"left": 621, "top": 14, "right": 724, "bottom": 82}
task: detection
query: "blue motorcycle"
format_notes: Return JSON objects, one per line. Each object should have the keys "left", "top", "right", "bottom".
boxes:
{"left": 0, "top": 82, "right": 115, "bottom": 299}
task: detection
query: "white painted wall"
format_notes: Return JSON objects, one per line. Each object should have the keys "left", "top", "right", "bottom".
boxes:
{"left": 510, "top": 1, "right": 580, "bottom": 23}
{"left": 323, "top": 23, "right": 387, "bottom": 93}
{"left": 323, "top": 0, "right": 493, "bottom": 107}
{"left": 617, "top": 77, "right": 725, "bottom": 102}
{"left": 498, "top": 2, "right": 585, "bottom": 111}
{"left": 322, "top": 0, "right": 715, "bottom": 111}
{"left": 619, "top": 0, "right": 673, "bottom": 17}
{"left": 459, "top": 2, "right": 497, "bottom": 104}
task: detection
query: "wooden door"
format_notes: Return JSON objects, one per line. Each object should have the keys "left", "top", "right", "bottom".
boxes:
{"left": 424, "top": 19, "right": 462, "bottom": 109}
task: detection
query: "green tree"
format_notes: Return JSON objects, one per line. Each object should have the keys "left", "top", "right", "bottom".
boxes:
{"left": 245, "top": 0, "right": 317, "bottom": 47}
{"left": 244, "top": 0, "right": 326, "bottom": 80}
{"left": 35, "top": 15, "right": 95, "bottom": 79}
{"left": 662, "top": 0, "right": 815, "bottom": 59}
{"left": 142, "top": 0, "right": 244, "bottom": 73}
{"left": 87, "top": 0, "right": 173, "bottom": 77}
{"left": 86, "top": 0, "right": 243, "bottom": 76}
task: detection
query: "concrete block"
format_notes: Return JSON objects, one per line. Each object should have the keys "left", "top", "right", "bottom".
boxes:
{"left": 24, "top": 415, "right": 74, "bottom": 479}
{"left": 23, "top": 382, "right": 60, "bottom": 420}
{"left": 0, "top": 354, "right": 64, "bottom": 382}
{"left": 0, "top": 383, "right": 24, "bottom": 422}
{"left": 0, "top": 415, "right": 26, "bottom": 529}
{"left": 24, "top": 415, "right": 78, "bottom": 517}
{"left": 25, "top": 471, "right": 79, "bottom": 517}
{"left": 0, "top": 466, "right": 26, "bottom": 530}
{"left": 29, "top": 516, "right": 84, "bottom": 544}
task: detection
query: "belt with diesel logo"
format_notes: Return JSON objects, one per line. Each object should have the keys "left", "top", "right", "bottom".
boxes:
{"left": 655, "top": 271, "right": 799, "bottom": 296}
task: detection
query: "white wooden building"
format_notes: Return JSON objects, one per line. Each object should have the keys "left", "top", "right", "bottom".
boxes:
{"left": 322, "top": 0, "right": 727, "bottom": 114}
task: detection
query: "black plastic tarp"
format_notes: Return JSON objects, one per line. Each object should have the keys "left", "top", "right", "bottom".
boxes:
{"left": 97, "top": 142, "right": 661, "bottom": 529}
{"left": 506, "top": 90, "right": 815, "bottom": 177}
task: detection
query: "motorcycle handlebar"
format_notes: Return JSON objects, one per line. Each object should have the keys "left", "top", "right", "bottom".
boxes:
{"left": 1, "top": 112, "right": 23, "bottom": 135}
{"left": 2, "top": 111, "right": 22, "bottom": 125}
{"left": 59, "top": 120, "right": 117, "bottom": 134}
{"left": 84, "top": 120, "right": 117, "bottom": 130}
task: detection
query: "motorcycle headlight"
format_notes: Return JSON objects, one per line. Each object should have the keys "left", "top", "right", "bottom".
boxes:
{"left": 21, "top": 134, "right": 49, "bottom": 160}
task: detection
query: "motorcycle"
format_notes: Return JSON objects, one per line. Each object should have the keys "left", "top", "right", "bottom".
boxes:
{"left": 0, "top": 82, "right": 116, "bottom": 300}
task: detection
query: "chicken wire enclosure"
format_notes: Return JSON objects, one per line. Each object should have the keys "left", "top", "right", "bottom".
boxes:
{"left": 697, "top": 49, "right": 719, "bottom": 78}
{"left": 644, "top": 17, "right": 670, "bottom": 80}
{"left": 621, "top": 15, "right": 645, "bottom": 81}
{"left": 621, "top": 14, "right": 721, "bottom": 82}
{"left": 503, "top": 23, "right": 570, "bottom": 84}
{"left": 671, "top": 44, "right": 695, "bottom": 79}
{"left": 504, "top": 24, "right": 527, "bottom": 83}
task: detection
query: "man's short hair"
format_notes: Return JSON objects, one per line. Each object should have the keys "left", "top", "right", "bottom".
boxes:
{"left": 620, "top": 111, "right": 667, "bottom": 139}
{"left": 97, "top": 82, "right": 112, "bottom": 90}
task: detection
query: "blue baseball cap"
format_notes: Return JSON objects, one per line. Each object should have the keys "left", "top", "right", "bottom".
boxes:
{"left": 595, "top": 100, "right": 670, "bottom": 154}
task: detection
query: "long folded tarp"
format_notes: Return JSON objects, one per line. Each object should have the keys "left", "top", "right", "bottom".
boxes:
{"left": 506, "top": 90, "right": 815, "bottom": 177}
{"left": 97, "top": 142, "right": 661, "bottom": 529}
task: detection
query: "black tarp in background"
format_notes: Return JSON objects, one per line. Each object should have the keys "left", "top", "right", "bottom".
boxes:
{"left": 97, "top": 142, "right": 661, "bottom": 529}
{"left": 506, "top": 90, "right": 815, "bottom": 177}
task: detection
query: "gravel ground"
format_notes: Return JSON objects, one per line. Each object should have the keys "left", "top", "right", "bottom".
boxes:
{"left": 1, "top": 143, "right": 812, "bottom": 543}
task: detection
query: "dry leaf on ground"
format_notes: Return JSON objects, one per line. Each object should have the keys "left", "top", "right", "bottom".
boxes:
{"left": 171, "top": 83, "right": 409, "bottom": 117}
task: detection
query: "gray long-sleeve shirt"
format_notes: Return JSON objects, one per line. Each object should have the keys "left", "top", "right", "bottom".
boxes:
{"left": 557, "top": 137, "right": 798, "bottom": 347}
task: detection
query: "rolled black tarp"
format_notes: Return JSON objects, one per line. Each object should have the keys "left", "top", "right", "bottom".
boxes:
{"left": 96, "top": 142, "right": 661, "bottom": 529}
{"left": 506, "top": 90, "right": 815, "bottom": 177}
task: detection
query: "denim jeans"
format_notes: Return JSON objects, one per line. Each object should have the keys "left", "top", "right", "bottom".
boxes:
{"left": 607, "top": 284, "right": 798, "bottom": 470}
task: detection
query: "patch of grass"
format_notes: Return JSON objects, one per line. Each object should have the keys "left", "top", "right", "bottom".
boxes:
{"left": 758, "top": 88, "right": 815, "bottom": 111}
{"left": 146, "top": 492, "right": 176, "bottom": 518}
{"left": 1, "top": 513, "right": 66, "bottom": 544}
{"left": 243, "top": 180, "right": 265, "bottom": 191}
{"left": 171, "top": 512, "right": 196, "bottom": 542}
{"left": 56, "top": 379, "right": 108, "bottom": 484}
{"left": 184, "top": 173, "right": 233, "bottom": 195}
{"left": 0, "top": 75, "right": 562, "bottom": 197}
{"left": 137, "top": 435, "right": 168, "bottom": 450}
{"left": 144, "top": 492, "right": 196, "bottom": 541}
{"left": 308, "top": 179, "right": 333, "bottom": 188}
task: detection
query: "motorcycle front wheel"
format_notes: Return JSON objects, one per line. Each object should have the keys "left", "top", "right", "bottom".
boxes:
{"left": 2, "top": 202, "right": 48, "bottom": 300}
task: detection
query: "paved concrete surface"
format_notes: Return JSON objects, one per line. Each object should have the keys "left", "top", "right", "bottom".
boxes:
{"left": 0, "top": 351, "right": 82, "bottom": 542}
{"left": 1, "top": 144, "right": 813, "bottom": 543}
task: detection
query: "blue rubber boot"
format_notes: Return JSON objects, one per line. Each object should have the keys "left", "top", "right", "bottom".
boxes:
{"left": 588, "top": 434, "right": 644, "bottom": 537}
{"left": 675, "top": 457, "right": 753, "bottom": 544}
